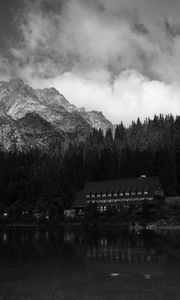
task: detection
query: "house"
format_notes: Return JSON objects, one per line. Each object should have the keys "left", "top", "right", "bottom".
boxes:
{"left": 64, "top": 209, "right": 75, "bottom": 219}
{"left": 73, "top": 176, "right": 164, "bottom": 213}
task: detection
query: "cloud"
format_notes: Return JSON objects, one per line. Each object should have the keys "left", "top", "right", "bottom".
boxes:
{"left": 24, "top": 69, "right": 180, "bottom": 125}
{"left": 11, "top": 0, "right": 155, "bottom": 79}
{"left": 0, "top": 56, "right": 11, "bottom": 81}
{"left": 3, "top": 0, "right": 180, "bottom": 124}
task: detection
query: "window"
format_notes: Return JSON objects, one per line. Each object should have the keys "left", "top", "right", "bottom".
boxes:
{"left": 86, "top": 195, "right": 90, "bottom": 198}
{"left": 108, "top": 193, "right": 112, "bottom": 197}
{"left": 97, "top": 194, "right": 101, "bottom": 198}
{"left": 114, "top": 193, "right": 118, "bottom": 197}
{"left": 147, "top": 197, "right": 153, "bottom": 201}
{"left": 137, "top": 191, "right": 142, "bottom": 195}
{"left": 125, "top": 192, "right": 130, "bottom": 196}
{"left": 102, "top": 193, "right": 106, "bottom": 197}
{"left": 91, "top": 194, "right": 95, "bottom": 198}
{"left": 100, "top": 206, "right": 103, "bottom": 212}
{"left": 120, "top": 192, "right": 124, "bottom": 196}
{"left": 144, "top": 191, "right": 148, "bottom": 195}
{"left": 131, "top": 192, "right": 136, "bottom": 196}
{"left": 155, "top": 190, "right": 163, "bottom": 195}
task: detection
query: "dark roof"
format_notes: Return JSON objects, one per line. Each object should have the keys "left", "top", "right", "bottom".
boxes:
{"left": 83, "top": 177, "right": 163, "bottom": 196}
{"left": 73, "top": 177, "right": 164, "bottom": 208}
{"left": 72, "top": 191, "right": 86, "bottom": 208}
{"left": 165, "top": 196, "right": 180, "bottom": 203}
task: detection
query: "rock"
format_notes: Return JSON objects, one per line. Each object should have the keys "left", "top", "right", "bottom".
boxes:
{"left": 0, "top": 78, "right": 113, "bottom": 151}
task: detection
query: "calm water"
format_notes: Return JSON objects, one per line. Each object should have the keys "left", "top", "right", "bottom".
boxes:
{"left": 0, "top": 226, "right": 180, "bottom": 300}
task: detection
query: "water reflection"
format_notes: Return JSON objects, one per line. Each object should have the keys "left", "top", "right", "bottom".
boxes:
{"left": 3, "top": 232, "right": 7, "bottom": 242}
{"left": 0, "top": 227, "right": 180, "bottom": 268}
{"left": 1, "top": 227, "right": 180, "bottom": 300}
{"left": 85, "top": 231, "right": 167, "bottom": 263}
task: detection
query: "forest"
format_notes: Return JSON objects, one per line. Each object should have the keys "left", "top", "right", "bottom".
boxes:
{"left": 0, "top": 114, "right": 180, "bottom": 223}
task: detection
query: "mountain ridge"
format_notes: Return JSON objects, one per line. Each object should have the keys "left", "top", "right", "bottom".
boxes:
{"left": 0, "top": 78, "right": 113, "bottom": 151}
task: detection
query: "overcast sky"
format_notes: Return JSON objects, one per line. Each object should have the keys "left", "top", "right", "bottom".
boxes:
{"left": 0, "top": 0, "right": 180, "bottom": 124}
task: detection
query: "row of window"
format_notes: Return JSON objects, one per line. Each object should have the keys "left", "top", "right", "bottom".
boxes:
{"left": 87, "top": 197, "right": 153, "bottom": 204}
{"left": 97, "top": 204, "right": 143, "bottom": 212}
{"left": 86, "top": 191, "right": 149, "bottom": 199}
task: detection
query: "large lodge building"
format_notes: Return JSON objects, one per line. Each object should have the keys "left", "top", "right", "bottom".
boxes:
{"left": 73, "top": 176, "right": 165, "bottom": 214}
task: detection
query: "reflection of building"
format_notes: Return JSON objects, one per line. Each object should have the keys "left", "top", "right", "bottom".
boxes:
{"left": 86, "top": 245, "right": 166, "bottom": 262}
{"left": 73, "top": 176, "right": 164, "bottom": 213}
{"left": 86, "top": 236, "right": 167, "bottom": 263}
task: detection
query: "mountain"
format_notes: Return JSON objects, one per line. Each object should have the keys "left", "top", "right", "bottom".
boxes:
{"left": 0, "top": 79, "right": 113, "bottom": 151}
{"left": 35, "top": 85, "right": 113, "bottom": 131}
{"left": 0, "top": 113, "right": 64, "bottom": 152}
{"left": 83, "top": 110, "right": 113, "bottom": 133}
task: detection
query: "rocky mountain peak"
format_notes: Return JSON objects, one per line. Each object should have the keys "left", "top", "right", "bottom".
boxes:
{"left": 9, "top": 78, "right": 25, "bottom": 88}
{"left": 86, "top": 110, "right": 113, "bottom": 132}
{"left": 0, "top": 78, "right": 113, "bottom": 151}
{"left": 39, "top": 87, "right": 60, "bottom": 97}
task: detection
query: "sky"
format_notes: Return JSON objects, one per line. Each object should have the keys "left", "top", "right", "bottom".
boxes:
{"left": 0, "top": 0, "right": 180, "bottom": 125}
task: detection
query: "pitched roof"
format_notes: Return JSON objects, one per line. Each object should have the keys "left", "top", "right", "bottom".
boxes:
{"left": 72, "top": 191, "right": 86, "bottom": 208}
{"left": 83, "top": 176, "right": 163, "bottom": 196}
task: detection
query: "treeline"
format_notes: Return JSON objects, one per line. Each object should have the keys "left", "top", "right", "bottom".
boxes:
{"left": 0, "top": 114, "right": 180, "bottom": 222}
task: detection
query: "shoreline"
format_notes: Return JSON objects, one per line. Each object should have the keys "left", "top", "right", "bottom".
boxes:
{"left": 1, "top": 222, "right": 180, "bottom": 231}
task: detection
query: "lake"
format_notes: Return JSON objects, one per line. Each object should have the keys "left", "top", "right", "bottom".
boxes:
{"left": 0, "top": 226, "right": 180, "bottom": 300}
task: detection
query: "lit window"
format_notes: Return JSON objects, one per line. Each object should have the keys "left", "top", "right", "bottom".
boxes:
{"left": 102, "top": 194, "right": 106, "bottom": 197}
{"left": 104, "top": 206, "right": 107, "bottom": 211}
{"left": 144, "top": 191, "right": 148, "bottom": 195}
{"left": 108, "top": 193, "right": 112, "bottom": 197}
{"left": 86, "top": 195, "right": 90, "bottom": 198}
{"left": 97, "top": 194, "right": 101, "bottom": 198}
{"left": 147, "top": 197, "right": 153, "bottom": 201}
{"left": 131, "top": 192, "right": 136, "bottom": 196}
{"left": 114, "top": 193, "right": 118, "bottom": 197}
{"left": 137, "top": 191, "right": 142, "bottom": 195}
{"left": 125, "top": 192, "right": 130, "bottom": 196}
{"left": 120, "top": 192, "right": 123, "bottom": 196}
{"left": 91, "top": 194, "right": 95, "bottom": 198}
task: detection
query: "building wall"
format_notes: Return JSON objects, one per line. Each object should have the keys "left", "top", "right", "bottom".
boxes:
{"left": 85, "top": 195, "right": 162, "bottom": 212}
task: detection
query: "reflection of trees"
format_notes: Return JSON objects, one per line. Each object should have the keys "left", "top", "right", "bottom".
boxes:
{"left": 0, "top": 228, "right": 71, "bottom": 266}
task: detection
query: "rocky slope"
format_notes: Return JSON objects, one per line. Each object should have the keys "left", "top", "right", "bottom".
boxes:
{"left": 0, "top": 79, "right": 113, "bottom": 151}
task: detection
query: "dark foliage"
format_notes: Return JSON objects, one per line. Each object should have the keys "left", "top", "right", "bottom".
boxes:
{"left": 0, "top": 114, "right": 180, "bottom": 222}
